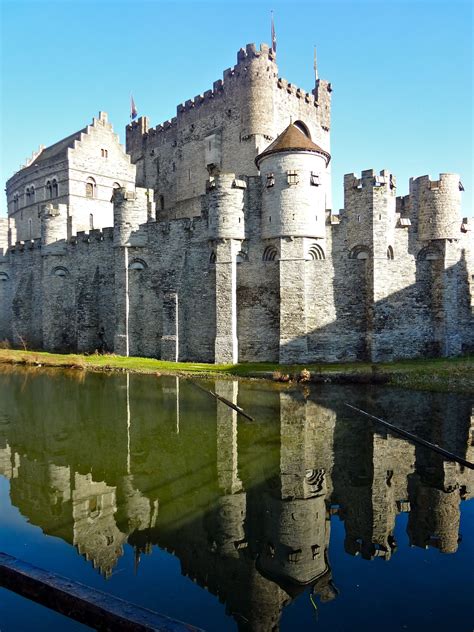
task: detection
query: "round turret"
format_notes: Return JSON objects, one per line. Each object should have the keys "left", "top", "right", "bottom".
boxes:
{"left": 207, "top": 173, "right": 246, "bottom": 241}
{"left": 113, "top": 187, "right": 150, "bottom": 246}
{"left": 41, "top": 203, "right": 68, "bottom": 249}
{"left": 411, "top": 173, "right": 462, "bottom": 241}
{"left": 258, "top": 493, "right": 328, "bottom": 585}
{"left": 256, "top": 124, "right": 330, "bottom": 240}
{"left": 238, "top": 43, "right": 277, "bottom": 141}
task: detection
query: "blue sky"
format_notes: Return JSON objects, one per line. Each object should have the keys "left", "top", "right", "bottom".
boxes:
{"left": 1, "top": 0, "right": 472, "bottom": 217}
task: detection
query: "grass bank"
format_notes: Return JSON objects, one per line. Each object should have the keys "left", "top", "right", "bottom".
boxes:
{"left": 0, "top": 349, "right": 472, "bottom": 394}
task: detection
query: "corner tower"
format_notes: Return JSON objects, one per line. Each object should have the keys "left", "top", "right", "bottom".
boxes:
{"left": 256, "top": 124, "right": 331, "bottom": 363}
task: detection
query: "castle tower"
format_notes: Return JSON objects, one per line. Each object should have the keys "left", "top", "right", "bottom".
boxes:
{"left": 342, "top": 169, "right": 398, "bottom": 360}
{"left": 410, "top": 174, "right": 462, "bottom": 241}
{"left": 410, "top": 174, "right": 465, "bottom": 356}
{"left": 207, "top": 173, "right": 246, "bottom": 363}
{"left": 113, "top": 187, "right": 154, "bottom": 356}
{"left": 258, "top": 393, "right": 330, "bottom": 586}
{"left": 238, "top": 44, "right": 277, "bottom": 158}
{"left": 41, "top": 203, "right": 69, "bottom": 254}
{"left": 256, "top": 124, "right": 331, "bottom": 363}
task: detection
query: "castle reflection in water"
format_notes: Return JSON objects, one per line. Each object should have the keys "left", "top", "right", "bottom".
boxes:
{"left": 0, "top": 368, "right": 472, "bottom": 630}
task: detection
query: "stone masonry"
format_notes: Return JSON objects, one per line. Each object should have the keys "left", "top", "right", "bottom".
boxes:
{"left": 0, "top": 42, "right": 472, "bottom": 362}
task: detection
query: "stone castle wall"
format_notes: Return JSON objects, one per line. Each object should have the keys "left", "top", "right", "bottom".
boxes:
{"left": 0, "top": 42, "right": 472, "bottom": 362}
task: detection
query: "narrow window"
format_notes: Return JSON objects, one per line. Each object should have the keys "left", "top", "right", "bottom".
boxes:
{"left": 46, "top": 181, "right": 53, "bottom": 199}
{"left": 85, "top": 177, "right": 96, "bottom": 198}
{"left": 101, "top": 148, "right": 108, "bottom": 158}
{"left": 52, "top": 179, "right": 58, "bottom": 197}
{"left": 159, "top": 195, "right": 164, "bottom": 210}
{"left": 310, "top": 172, "right": 320, "bottom": 186}
{"left": 287, "top": 170, "right": 299, "bottom": 185}
{"left": 357, "top": 215, "right": 361, "bottom": 223}
{"left": 266, "top": 173, "right": 275, "bottom": 188}
{"left": 28, "top": 218, "right": 32, "bottom": 239}
{"left": 26, "top": 188, "right": 30, "bottom": 203}
{"left": 31, "top": 186, "right": 35, "bottom": 202}
{"left": 89, "top": 214, "right": 94, "bottom": 230}
{"left": 13, "top": 194, "right": 19, "bottom": 211}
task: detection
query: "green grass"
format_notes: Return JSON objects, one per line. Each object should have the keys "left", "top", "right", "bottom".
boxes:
{"left": 0, "top": 348, "right": 472, "bottom": 393}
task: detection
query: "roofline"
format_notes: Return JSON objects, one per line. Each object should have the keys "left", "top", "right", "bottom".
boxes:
{"left": 255, "top": 146, "right": 331, "bottom": 169}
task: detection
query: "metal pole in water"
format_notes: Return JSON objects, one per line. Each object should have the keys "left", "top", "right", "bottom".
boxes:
{"left": 345, "top": 403, "right": 474, "bottom": 470}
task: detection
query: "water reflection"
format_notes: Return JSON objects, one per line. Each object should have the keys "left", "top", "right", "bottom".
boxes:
{"left": 0, "top": 367, "right": 472, "bottom": 630}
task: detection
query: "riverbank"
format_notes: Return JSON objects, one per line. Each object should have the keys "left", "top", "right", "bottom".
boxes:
{"left": 0, "top": 349, "right": 472, "bottom": 394}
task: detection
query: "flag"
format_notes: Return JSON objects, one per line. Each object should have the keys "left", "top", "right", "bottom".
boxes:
{"left": 271, "top": 11, "right": 277, "bottom": 53}
{"left": 130, "top": 95, "right": 137, "bottom": 120}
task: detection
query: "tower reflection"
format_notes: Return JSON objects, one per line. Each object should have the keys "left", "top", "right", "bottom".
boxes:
{"left": 0, "top": 368, "right": 472, "bottom": 629}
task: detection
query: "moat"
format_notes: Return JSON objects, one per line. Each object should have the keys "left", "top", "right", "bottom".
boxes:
{"left": 0, "top": 366, "right": 472, "bottom": 631}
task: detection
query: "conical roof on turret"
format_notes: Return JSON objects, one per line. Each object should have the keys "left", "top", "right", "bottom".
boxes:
{"left": 255, "top": 123, "right": 331, "bottom": 167}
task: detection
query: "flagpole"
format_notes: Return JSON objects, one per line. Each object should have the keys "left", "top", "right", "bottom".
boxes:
{"left": 314, "top": 45, "right": 319, "bottom": 85}
{"left": 271, "top": 10, "right": 276, "bottom": 54}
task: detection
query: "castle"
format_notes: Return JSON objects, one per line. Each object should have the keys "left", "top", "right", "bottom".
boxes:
{"left": 1, "top": 42, "right": 473, "bottom": 363}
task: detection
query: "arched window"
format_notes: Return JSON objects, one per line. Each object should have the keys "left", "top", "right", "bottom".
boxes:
{"left": 89, "top": 214, "right": 94, "bottom": 230}
{"left": 51, "top": 266, "right": 69, "bottom": 277}
{"left": 112, "top": 182, "right": 121, "bottom": 190}
{"left": 308, "top": 243, "right": 325, "bottom": 260}
{"left": 52, "top": 178, "right": 58, "bottom": 197}
{"left": 30, "top": 186, "right": 35, "bottom": 202}
{"left": 387, "top": 245, "right": 394, "bottom": 260}
{"left": 294, "top": 120, "right": 311, "bottom": 138}
{"left": 236, "top": 251, "right": 248, "bottom": 263}
{"left": 128, "top": 259, "right": 147, "bottom": 270}
{"left": 46, "top": 180, "right": 53, "bottom": 199}
{"left": 209, "top": 251, "right": 217, "bottom": 264}
{"left": 85, "top": 177, "right": 96, "bottom": 198}
{"left": 13, "top": 194, "right": 19, "bottom": 211}
{"left": 263, "top": 245, "right": 278, "bottom": 261}
{"left": 28, "top": 218, "right": 32, "bottom": 240}
{"left": 417, "top": 245, "right": 441, "bottom": 261}
{"left": 349, "top": 245, "right": 371, "bottom": 260}
{"left": 25, "top": 187, "right": 30, "bottom": 203}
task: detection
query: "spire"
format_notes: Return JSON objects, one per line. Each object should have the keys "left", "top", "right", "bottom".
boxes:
{"left": 271, "top": 10, "right": 277, "bottom": 54}
{"left": 314, "top": 46, "right": 319, "bottom": 84}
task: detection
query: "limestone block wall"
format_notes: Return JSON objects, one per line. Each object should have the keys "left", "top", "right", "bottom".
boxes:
{"left": 9, "top": 245, "right": 44, "bottom": 348}
{"left": 7, "top": 156, "right": 69, "bottom": 241}
{"left": 124, "top": 218, "right": 216, "bottom": 362}
{"left": 411, "top": 173, "right": 462, "bottom": 241}
{"left": 0, "top": 219, "right": 9, "bottom": 256}
{"left": 68, "top": 113, "right": 136, "bottom": 234}
{"left": 0, "top": 229, "right": 12, "bottom": 340}
{"left": 260, "top": 151, "right": 328, "bottom": 240}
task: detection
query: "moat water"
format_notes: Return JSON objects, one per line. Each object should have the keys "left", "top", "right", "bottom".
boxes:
{"left": 0, "top": 367, "right": 472, "bottom": 631}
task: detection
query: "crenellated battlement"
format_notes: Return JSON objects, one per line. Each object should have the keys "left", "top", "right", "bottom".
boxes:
{"left": 126, "top": 42, "right": 328, "bottom": 140}
{"left": 236, "top": 42, "right": 275, "bottom": 64}
{"left": 9, "top": 238, "right": 42, "bottom": 253}
{"left": 344, "top": 169, "right": 396, "bottom": 192}
{"left": 410, "top": 173, "right": 462, "bottom": 240}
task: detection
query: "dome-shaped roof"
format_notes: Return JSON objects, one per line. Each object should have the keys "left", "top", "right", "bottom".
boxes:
{"left": 255, "top": 123, "right": 331, "bottom": 168}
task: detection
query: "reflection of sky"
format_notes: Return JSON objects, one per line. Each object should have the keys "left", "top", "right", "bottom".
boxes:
{"left": 282, "top": 510, "right": 474, "bottom": 632}
{"left": 0, "top": 475, "right": 232, "bottom": 631}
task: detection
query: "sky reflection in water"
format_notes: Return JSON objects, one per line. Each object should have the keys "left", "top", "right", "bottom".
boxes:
{"left": 0, "top": 367, "right": 472, "bottom": 631}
